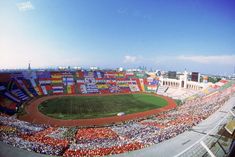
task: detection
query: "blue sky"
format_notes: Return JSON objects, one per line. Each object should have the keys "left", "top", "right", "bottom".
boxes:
{"left": 0, "top": 0, "right": 235, "bottom": 75}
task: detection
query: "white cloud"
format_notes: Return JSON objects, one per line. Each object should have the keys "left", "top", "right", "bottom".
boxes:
{"left": 123, "top": 55, "right": 138, "bottom": 63}
{"left": 122, "top": 54, "right": 235, "bottom": 66}
{"left": 123, "top": 55, "right": 177, "bottom": 65}
{"left": 177, "top": 55, "right": 235, "bottom": 65}
{"left": 17, "top": 1, "right": 34, "bottom": 12}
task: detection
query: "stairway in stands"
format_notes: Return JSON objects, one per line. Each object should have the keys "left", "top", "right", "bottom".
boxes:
{"left": 156, "top": 86, "right": 168, "bottom": 95}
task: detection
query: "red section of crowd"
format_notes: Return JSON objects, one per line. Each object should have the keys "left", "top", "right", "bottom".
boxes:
{"left": 21, "top": 127, "right": 68, "bottom": 148}
{"left": 76, "top": 128, "right": 118, "bottom": 140}
{"left": 63, "top": 142, "right": 144, "bottom": 156}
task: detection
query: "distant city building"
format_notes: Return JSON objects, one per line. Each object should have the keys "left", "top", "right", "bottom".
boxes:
{"left": 73, "top": 66, "right": 82, "bottom": 70}
{"left": 117, "top": 67, "right": 123, "bottom": 72}
{"left": 90, "top": 67, "right": 98, "bottom": 70}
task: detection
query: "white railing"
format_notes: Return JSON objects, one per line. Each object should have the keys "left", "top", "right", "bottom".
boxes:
{"left": 174, "top": 113, "right": 233, "bottom": 157}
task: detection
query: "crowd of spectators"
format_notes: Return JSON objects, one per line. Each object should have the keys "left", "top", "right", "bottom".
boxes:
{"left": 0, "top": 85, "right": 234, "bottom": 156}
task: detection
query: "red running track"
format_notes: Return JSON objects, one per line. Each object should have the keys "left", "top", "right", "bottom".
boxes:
{"left": 20, "top": 93, "right": 177, "bottom": 127}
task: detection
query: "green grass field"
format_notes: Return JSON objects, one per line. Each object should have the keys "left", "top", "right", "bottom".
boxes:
{"left": 38, "top": 94, "right": 168, "bottom": 119}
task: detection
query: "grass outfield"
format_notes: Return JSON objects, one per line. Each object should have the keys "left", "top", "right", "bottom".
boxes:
{"left": 38, "top": 94, "right": 168, "bottom": 119}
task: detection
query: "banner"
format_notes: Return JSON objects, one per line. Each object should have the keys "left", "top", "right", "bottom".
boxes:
{"left": 109, "top": 85, "right": 120, "bottom": 93}
{"left": 34, "top": 86, "right": 42, "bottom": 96}
{"left": 41, "top": 86, "right": 48, "bottom": 95}
{"left": 39, "top": 80, "right": 51, "bottom": 85}
{"left": 97, "top": 84, "right": 109, "bottom": 89}
{"left": 67, "top": 86, "right": 72, "bottom": 94}
{"left": 84, "top": 77, "right": 96, "bottom": 84}
{"left": 11, "top": 89, "right": 28, "bottom": 101}
{"left": 80, "top": 84, "right": 87, "bottom": 94}
{"left": 129, "top": 84, "right": 140, "bottom": 92}
{"left": 76, "top": 71, "right": 84, "bottom": 78}
{"left": 4, "top": 92, "right": 20, "bottom": 103}
{"left": 85, "top": 84, "right": 99, "bottom": 93}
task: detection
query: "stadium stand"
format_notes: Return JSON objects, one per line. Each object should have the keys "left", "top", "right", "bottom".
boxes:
{"left": 0, "top": 70, "right": 235, "bottom": 157}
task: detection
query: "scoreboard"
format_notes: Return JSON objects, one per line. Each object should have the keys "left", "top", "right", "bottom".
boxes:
{"left": 168, "top": 71, "right": 177, "bottom": 79}
{"left": 191, "top": 72, "right": 199, "bottom": 82}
